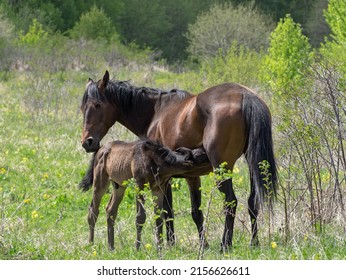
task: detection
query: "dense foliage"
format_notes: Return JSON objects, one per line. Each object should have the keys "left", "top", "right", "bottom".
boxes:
{"left": 1, "top": 0, "right": 330, "bottom": 62}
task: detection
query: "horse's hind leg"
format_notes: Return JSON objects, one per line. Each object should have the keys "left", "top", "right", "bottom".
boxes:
{"left": 218, "top": 178, "right": 237, "bottom": 249}
{"left": 248, "top": 179, "right": 259, "bottom": 246}
{"left": 136, "top": 193, "right": 146, "bottom": 250}
{"left": 106, "top": 182, "right": 125, "bottom": 250}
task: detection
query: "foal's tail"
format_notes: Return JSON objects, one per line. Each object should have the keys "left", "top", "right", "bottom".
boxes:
{"left": 242, "top": 92, "right": 278, "bottom": 208}
{"left": 79, "top": 153, "right": 96, "bottom": 192}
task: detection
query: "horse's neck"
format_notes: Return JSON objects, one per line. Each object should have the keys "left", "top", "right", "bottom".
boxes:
{"left": 117, "top": 110, "right": 153, "bottom": 136}
{"left": 114, "top": 86, "right": 190, "bottom": 136}
{"left": 116, "top": 95, "right": 156, "bottom": 136}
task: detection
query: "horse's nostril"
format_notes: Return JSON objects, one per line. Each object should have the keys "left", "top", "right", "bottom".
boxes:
{"left": 86, "top": 137, "right": 94, "bottom": 147}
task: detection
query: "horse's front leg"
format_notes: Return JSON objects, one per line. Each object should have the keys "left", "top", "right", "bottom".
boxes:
{"left": 152, "top": 189, "right": 165, "bottom": 249}
{"left": 163, "top": 181, "right": 175, "bottom": 245}
{"left": 106, "top": 182, "right": 125, "bottom": 251}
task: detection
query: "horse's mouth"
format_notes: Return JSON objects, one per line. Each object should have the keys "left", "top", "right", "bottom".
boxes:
{"left": 82, "top": 137, "right": 100, "bottom": 153}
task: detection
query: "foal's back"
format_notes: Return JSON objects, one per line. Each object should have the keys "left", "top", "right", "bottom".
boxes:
{"left": 96, "top": 140, "right": 136, "bottom": 186}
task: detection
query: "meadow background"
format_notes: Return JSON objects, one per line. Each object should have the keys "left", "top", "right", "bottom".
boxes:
{"left": 0, "top": 0, "right": 346, "bottom": 260}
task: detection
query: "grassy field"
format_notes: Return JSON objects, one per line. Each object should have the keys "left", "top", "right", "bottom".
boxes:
{"left": 1, "top": 70, "right": 345, "bottom": 260}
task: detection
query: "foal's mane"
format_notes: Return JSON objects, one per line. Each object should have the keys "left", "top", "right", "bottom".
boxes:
{"left": 82, "top": 79, "right": 192, "bottom": 115}
{"left": 137, "top": 138, "right": 185, "bottom": 166}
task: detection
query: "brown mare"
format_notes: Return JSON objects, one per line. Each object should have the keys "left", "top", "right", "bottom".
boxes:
{"left": 80, "top": 71, "right": 278, "bottom": 249}
{"left": 79, "top": 139, "right": 210, "bottom": 250}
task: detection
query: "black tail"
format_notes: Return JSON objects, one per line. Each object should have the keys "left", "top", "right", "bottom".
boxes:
{"left": 79, "top": 153, "right": 96, "bottom": 192}
{"left": 243, "top": 92, "right": 278, "bottom": 207}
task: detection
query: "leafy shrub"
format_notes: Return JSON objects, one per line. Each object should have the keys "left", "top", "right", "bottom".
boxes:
{"left": 320, "top": 0, "right": 346, "bottom": 89}
{"left": 18, "top": 19, "right": 48, "bottom": 46}
{"left": 69, "top": 5, "right": 117, "bottom": 43}
{"left": 0, "top": 10, "right": 15, "bottom": 72}
{"left": 186, "top": 2, "right": 274, "bottom": 60}
{"left": 260, "top": 15, "right": 313, "bottom": 97}
{"left": 200, "top": 42, "right": 263, "bottom": 87}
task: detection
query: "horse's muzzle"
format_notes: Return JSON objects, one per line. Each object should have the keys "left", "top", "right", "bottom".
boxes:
{"left": 82, "top": 137, "right": 100, "bottom": 153}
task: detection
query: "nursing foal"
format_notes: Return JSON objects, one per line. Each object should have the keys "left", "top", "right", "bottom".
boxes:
{"left": 79, "top": 138, "right": 209, "bottom": 250}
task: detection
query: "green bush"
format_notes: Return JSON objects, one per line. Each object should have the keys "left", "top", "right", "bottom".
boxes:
{"left": 186, "top": 2, "right": 273, "bottom": 60}
{"left": 69, "top": 5, "right": 117, "bottom": 43}
{"left": 200, "top": 42, "right": 263, "bottom": 88}
{"left": 260, "top": 15, "right": 313, "bottom": 97}
{"left": 0, "top": 10, "right": 15, "bottom": 72}
{"left": 18, "top": 19, "right": 48, "bottom": 46}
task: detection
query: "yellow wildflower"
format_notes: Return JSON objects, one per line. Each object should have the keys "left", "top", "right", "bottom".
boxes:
{"left": 21, "top": 157, "right": 28, "bottom": 162}
{"left": 92, "top": 250, "right": 97, "bottom": 256}
{"left": 23, "top": 198, "right": 31, "bottom": 204}
{"left": 271, "top": 241, "right": 277, "bottom": 249}
{"left": 0, "top": 167, "right": 6, "bottom": 174}
{"left": 144, "top": 243, "right": 152, "bottom": 250}
{"left": 43, "top": 193, "right": 50, "bottom": 200}
{"left": 42, "top": 173, "right": 49, "bottom": 179}
{"left": 31, "top": 210, "right": 39, "bottom": 219}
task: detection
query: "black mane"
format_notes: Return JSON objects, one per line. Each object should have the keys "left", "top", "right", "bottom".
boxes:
{"left": 82, "top": 79, "right": 192, "bottom": 115}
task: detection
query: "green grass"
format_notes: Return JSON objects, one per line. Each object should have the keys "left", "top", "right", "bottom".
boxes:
{"left": 1, "top": 71, "right": 345, "bottom": 260}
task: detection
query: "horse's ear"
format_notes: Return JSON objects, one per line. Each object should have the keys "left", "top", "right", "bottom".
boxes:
{"left": 102, "top": 70, "right": 109, "bottom": 87}
{"left": 85, "top": 78, "right": 93, "bottom": 89}
{"left": 98, "top": 71, "right": 109, "bottom": 93}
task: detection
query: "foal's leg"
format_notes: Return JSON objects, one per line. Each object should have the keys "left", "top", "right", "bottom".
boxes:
{"left": 186, "top": 177, "right": 207, "bottom": 247}
{"left": 218, "top": 178, "right": 237, "bottom": 249}
{"left": 136, "top": 193, "right": 146, "bottom": 250}
{"left": 106, "top": 182, "right": 126, "bottom": 250}
{"left": 248, "top": 179, "right": 259, "bottom": 246}
{"left": 88, "top": 171, "right": 109, "bottom": 245}
{"left": 163, "top": 182, "right": 175, "bottom": 245}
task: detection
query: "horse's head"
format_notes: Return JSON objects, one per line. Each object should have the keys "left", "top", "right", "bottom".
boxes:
{"left": 81, "top": 71, "right": 117, "bottom": 152}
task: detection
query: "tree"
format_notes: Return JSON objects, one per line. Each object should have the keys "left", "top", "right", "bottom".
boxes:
{"left": 260, "top": 14, "right": 313, "bottom": 96}
{"left": 69, "top": 6, "right": 117, "bottom": 43}
{"left": 320, "top": 0, "right": 346, "bottom": 89}
{"left": 0, "top": 8, "right": 15, "bottom": 72}
{"left": 186, "top": 2, "right": 274, "bottom": 60}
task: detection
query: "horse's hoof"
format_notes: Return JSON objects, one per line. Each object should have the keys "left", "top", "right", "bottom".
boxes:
{"left": 250, "top": 240, "right": 260, "bottom": 247}
{"left": 200, "top": 239, "right": 209, "bottom": 249}
{"left": 220, "top": 242, "right": 233, "bottom": 253}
